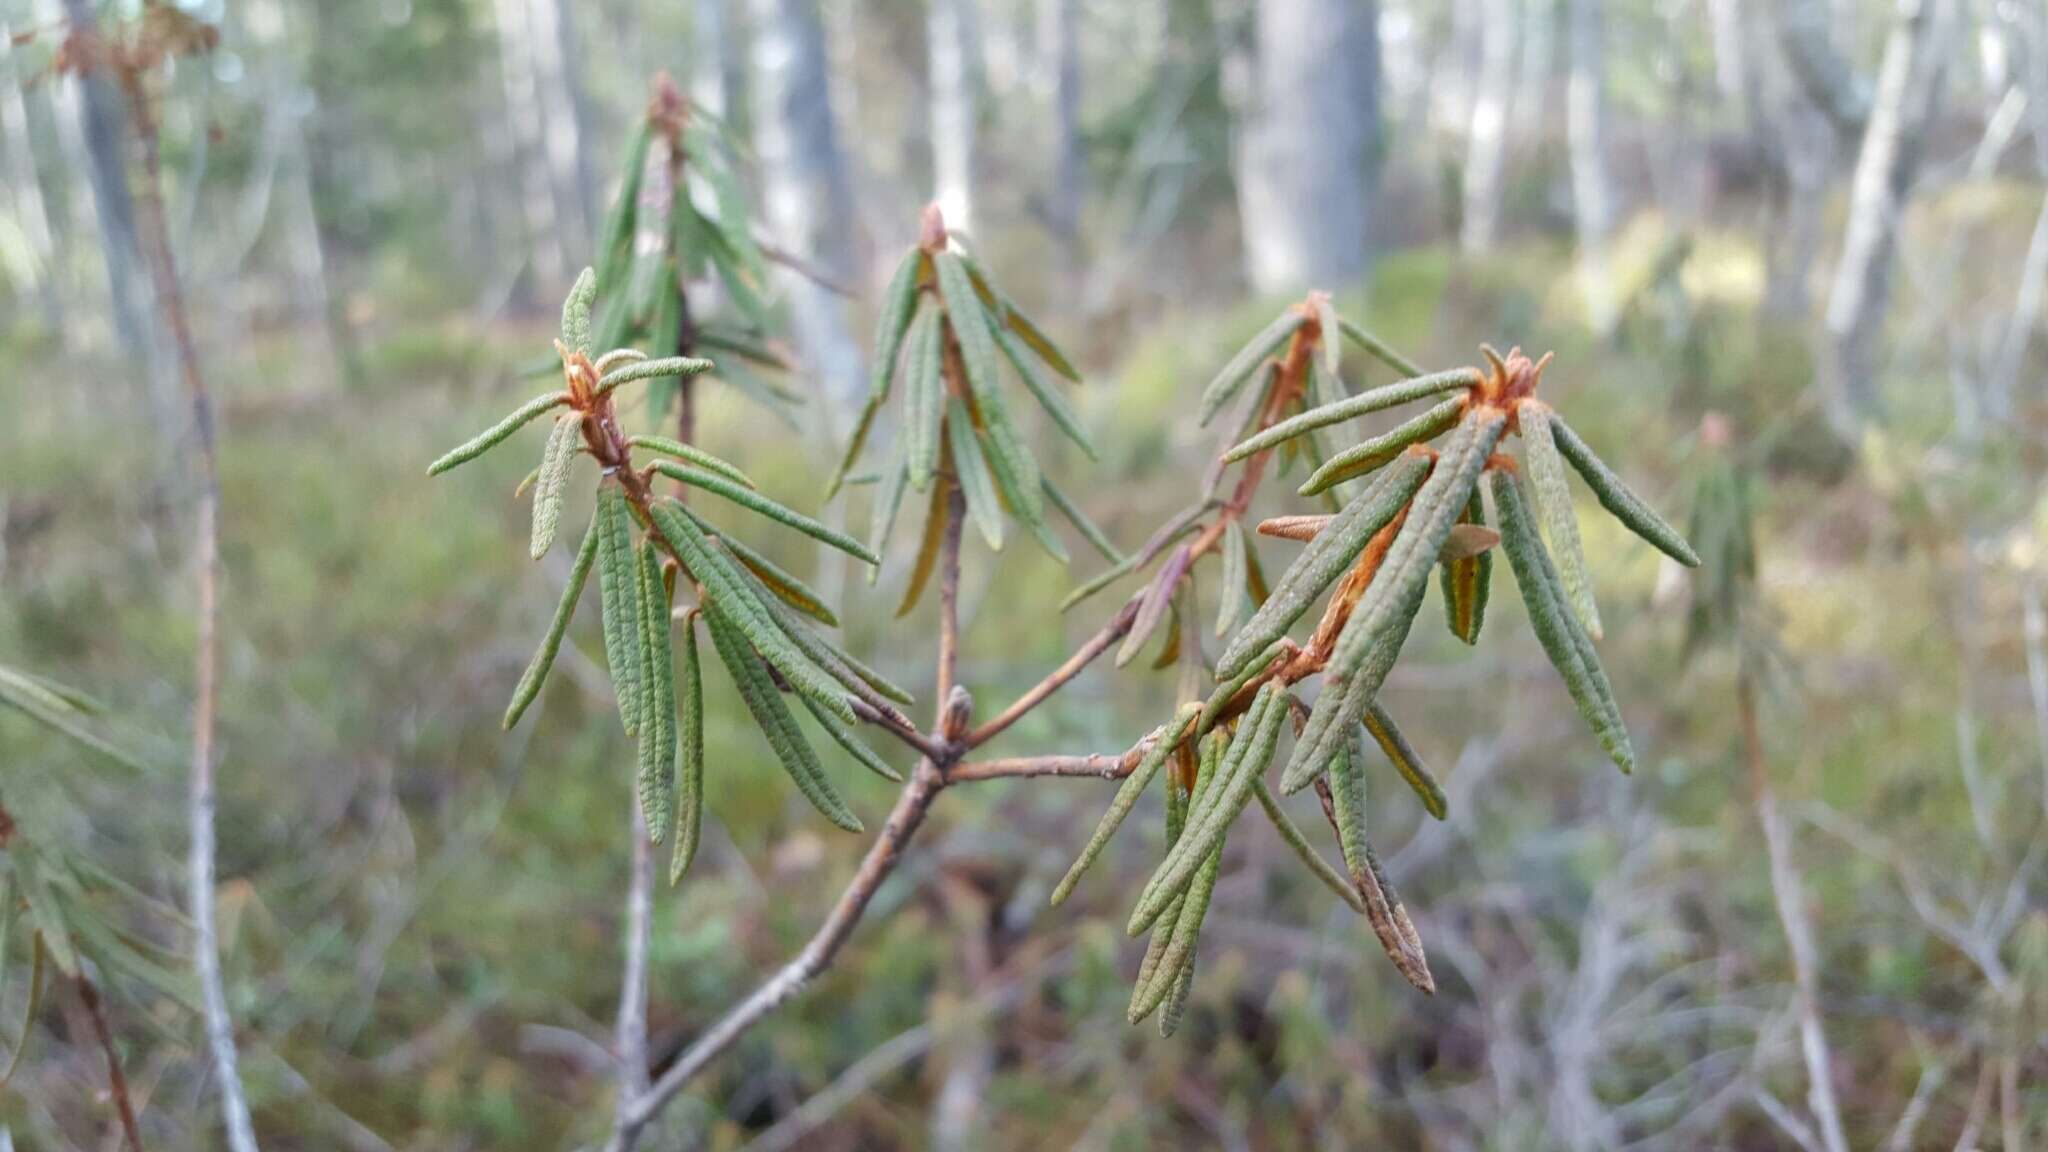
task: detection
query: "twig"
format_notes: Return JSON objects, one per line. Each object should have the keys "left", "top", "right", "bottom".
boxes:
{"left": 611, "top": 807, "right": 654, "bottom": 1112}
{"left": 92, "top": 12, "right": 261, "bottom": 1149}
{"left": 72, "top": 975, "right": 142, "bottom": 1152}
{"left": 1742, "top": 671, "right": 1848, "bottom": 1152}
{"left": 617, "top": 757, "right": 949, "bottom": 1142}
{"left": 963, "top": 598, "right": 1140, "bottom": 747}
{"left": 950, "top": 749, "right": 1143, "bottom": 781}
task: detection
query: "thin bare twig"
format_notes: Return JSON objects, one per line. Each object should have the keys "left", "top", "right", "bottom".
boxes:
{"left": 1742, "top": 670, "right": 1848, "bottom": 1152}
{"left": 89, "top": 9, "right": 261, "bottom": 1147}
{"left": 72, "top": 975, "right": 142, "bottom": 1152}
{"left": 950, "top": 748, "right": 1143, "bottom": 782}
{"left": 963, "top": 599, "right": 1140, "bottom": 748}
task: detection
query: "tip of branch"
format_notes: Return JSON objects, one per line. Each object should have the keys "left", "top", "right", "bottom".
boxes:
{"left": 919, "top": 202, "right": 948, "bottom": 252}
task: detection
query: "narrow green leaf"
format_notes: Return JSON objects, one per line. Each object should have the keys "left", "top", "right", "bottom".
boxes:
{"left": 1044, "top": 477, "right": 1121, "bottom": 564}
{"left": 1312, "top": 295, "right": 1342, "bottom": 377}
{"left": 1130, "top": 827, "right": 1224, "bottom": 1025}
{"left": 997, "top": 325, "right": 1096, "bottom": 459}
{"left": 629, "top": 434, "right": 755, "bottom": 488}
{"left": 1327, "top": 726, "right": 1371, "bottom": 880}
{"left": 1127, "top": 732, "right": 1213, "bottom": 1026}
{"left": 870, "top": 248, "right": 925, "bottom": 398}
{"left": 1197, "top": 640, "right": 1289, "bottom": 736}
{"left": 1550, "top": 415, "right": 1701, "bottom": 567}
{"left": 671, "top": 618, "right": 705, "bottom": 883}
{"left": 1199, "top": 310, "right": 1304, "bottom": 425}
{"left": 1299, "top": 397, "right": 1465, "bottom": 496}
{"left": 1491, "top": 468, "right": 1635, "bottom": 772}
{"left": 759, "top": 593, "right": 917, "bottom": 712}
{"left": 505, "top": 516, "right": 601, "bottom": 728}
{"left": 939, "top": 252, "right": 1045, "bottom": 524}
{"left": 1129, "top": 683, "right": 1285, "bottom": 935}
{"left": 1325, "top": 411, "right": 1506, "bottom": 685}
{"left": 596, "top": 356, "right": 716, "bottom": 396}
{"left": 904, "top": 307, "right": 945, "bottom": 490}
{"left": 530, "top": 414, "right": 581, "bottom": 559}
{"left": 1214, "top": 452, "right": 1433, "bottom": 681}
{"left": 703, "top": 604, "right": 863, "bottom": 832}
{"left": 1061, "top": 502, "right": 1207, "bottom": 613}
{"left": 596, "top": 484, "right": 645, "bottom": 736}
{"left": 16, "top": 854, "right": 76, "bottom": 975}
{"left": 1364, "top": 703, "right": 1446, "bottom": 819}
{"left": 824, "top": 394, "right": 882, "bottom": 500}
{"left": 594, "top": 125, "right": 651, "bottom": 290}
{"left": 1336, "top": 318, "right": 1425, "bottom": 378}
{"left": 635, "top": 539, "right": 677, "bottom": 841}
{"left": 563, "top": 267, "right": 597, "bottom": 355}
{"left": 869, "top": 453, "right": 910, "bottom": 569}
{"left": 798, "top": 693, "right": 903, "bottom": 783}
{"left": 650, "top": 460, "right": 881, "bottom": 566}
{"left": 1215, "top": 519, "right": 1252, "bottom": 639}
{"left": 1518, "top": 400, "right": 1602, "bottom": 638}
{"left": 427, "top": 392, "right": 570, "bottom": 476}
{"left": 948, "top": 399, "right": 1006, "bottom": 551}
{"left": 711, "top": 529, "right": 840, "bottom": 627}
{"left": 0, "top": 668, "right": 150, "bottom": 771}
{"left": 959, "top": 255, "right": 1081, "bottom": 380}
{"left": 648, "top": 500, "right": 857, "bottom": 723}
{"left": 1253, "top": 775, "right": 1364, "bottom": 912}
{"left": 1224, "top": 368, "right": 1478, "bottom": 462}
{"left": 1116, "top": 544, "right": 1191, "bottom": 667}
{"left": 1050, "top": 704, "right": 1201, "bottom": 907}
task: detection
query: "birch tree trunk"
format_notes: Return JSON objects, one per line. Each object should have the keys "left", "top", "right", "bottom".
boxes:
{"left": 0, "top": 19, "right": 64, "bottom": 340}
{"left": 1038, "top": 0, "right": 1084, "bottom": 247}
{"left": 523, "top": 0, "right": 595, "bottom": 270}
{"left": 1821, "top": 0, "right": 1957, "bottom": 430}
{"left": 692, "top": 0, "right": 736, "bottom": 119}
{"left": 57, "top": 0, "right": 161, "bottom": 414}
{"left": 1231, "top": 0, "right": 1380, "bottom": 294}
{"left": 245, "top": 0, "right": 340, "bottom": 383}
{"left": 929, "top": 0, "right": 980, "bottom": 234}
{"left": 748, "top": 0, "right": 863, "bottom": 411}
{"left": 1567, "top": 0, "right": 1615, "bottom": 333}
{"left": 1460, "top": 0, "right": 1518, "bottom": 253}
{"left": 1774, "top": 0, "right": 1870, "bottom": 137}
{"left": 492, "top": 0, "right": 567, "bottom": 291}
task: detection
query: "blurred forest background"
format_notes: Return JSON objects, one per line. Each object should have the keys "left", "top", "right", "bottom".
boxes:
{"left": 2, "top": 0, "right": 2046, "bottom": 1148}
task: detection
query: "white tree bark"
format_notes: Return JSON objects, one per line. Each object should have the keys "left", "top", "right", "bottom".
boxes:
{"left": 245, "top": 0, "right": 339, "bottom": 382}
{"left": 523, "top": 0, "right": 594, "bottom": 269}
{"left": 929, "top": 0, "right": 980, "bottom": 235}
{"left": 491, "top": 0, "right": 567, "bottom": 290}
{"left": 749, "top": 0, "right": 865, "bottom": 411}
{"left": 55, "top": 0, "right": 161, "bottom": 401}
{"left": 1774, "top": 0, "right": 1871, "bottom": 137}
{"left": 1230, "top": 0, "right": 1380, "bottom": 294}
{"left": 1460, "top": 0, "right": 1518, "bottom": 253}
{"left": 1822, "top": 0, "right": 1958, "bottom": 429}
{"left": 0, "top": 19, "right": 63, "bottom": 339}
{"left": 1567, "top": 0, "right": 1615, "bottom": 333}
{"left": 1038, "top": 0, "right": 1084, "bottom": 246}
{"left": 692, "top": 0, "right": 735, "bottom": 119}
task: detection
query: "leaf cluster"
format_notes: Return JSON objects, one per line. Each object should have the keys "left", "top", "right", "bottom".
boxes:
{"left": 1054, "top": 299, "right": 1701, "bottom": 1013}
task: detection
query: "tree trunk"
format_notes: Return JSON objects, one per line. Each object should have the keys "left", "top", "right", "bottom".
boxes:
{"left": 1821, "top": 0, "right": 1957, "bottom": 430}
{"left": 692, "top": 0, "right": 736, "bottom": 118}
{"left": 491, "top": 0, "right": 567, "bottom": 291}
{"left": 245, "top": 0, "right": 340, "bottom": 383}
{"left": 747, "top": 0, "right": 865, "bottom": 408}
{"left": 523, "top": 0, "right": 595, "bottom": 270}
{"left": 0, "top": 18, "right": 64, "bottom": 340}
{"left": 928, "top": 0, "right": 980, "bottom": 234}
{"left": 57, "top": 0, "right": 161, "bottom": 409}
{"left": 1460, "top": 0, "right": 1518, "bottom": 253}
{"left": 1707, "top": 0, "right": 1749, "bottom": 113}
{"left": 1038, "top": 0, "right": 1084, "bottom": 248}
{"left": 1513, "top": 0, "right": 1557, "bottom": 139}
{"left": 1773, "top": 0, "right": 1870, "bottom": 138}
{"left": 1566, "top": 0, "right": 1615, "bottom": 333}
{"left": 1231, "top": 0, "right": 1380, "bottom": 294}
